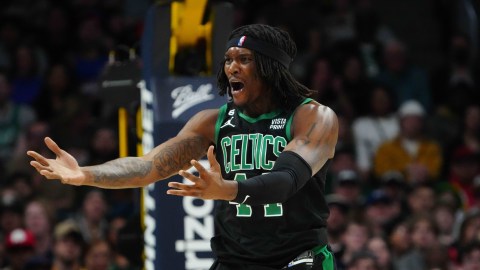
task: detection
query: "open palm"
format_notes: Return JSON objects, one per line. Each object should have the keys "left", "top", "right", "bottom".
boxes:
{"left": 167, "top": 145, "right": 235, "bottom": 200}
{"left": 27, "top": 137, "right": 86, "bottom": 185}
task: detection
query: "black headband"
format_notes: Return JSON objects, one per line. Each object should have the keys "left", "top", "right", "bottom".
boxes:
{"left": 226, "top": 35, "right": 292, "bottom": 68}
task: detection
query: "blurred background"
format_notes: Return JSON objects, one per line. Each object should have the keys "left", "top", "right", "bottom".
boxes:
{"left": 0, "top": 0, "right": 479, "bottom": 269}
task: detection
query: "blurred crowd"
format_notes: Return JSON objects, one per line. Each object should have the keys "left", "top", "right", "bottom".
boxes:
{"left": 0, "top": 0, "right": 480, "bottom": 269}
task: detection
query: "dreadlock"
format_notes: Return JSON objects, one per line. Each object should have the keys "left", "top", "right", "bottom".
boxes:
{"left": 217, "top": 24, "right": 313, "bottom": 111}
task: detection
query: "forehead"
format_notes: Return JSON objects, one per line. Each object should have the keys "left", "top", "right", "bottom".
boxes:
{"left": 224, "top": 47, "right": 254, "bottom": 56}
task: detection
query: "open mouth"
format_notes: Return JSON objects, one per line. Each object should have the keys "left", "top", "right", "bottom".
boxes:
{"left": 230, "top": 81, "right": 244, "bottom": 92}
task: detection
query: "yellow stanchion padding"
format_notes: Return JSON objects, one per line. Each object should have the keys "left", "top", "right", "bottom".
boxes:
{"left": 118, "top": 107, "right": 128, "bottom": 157}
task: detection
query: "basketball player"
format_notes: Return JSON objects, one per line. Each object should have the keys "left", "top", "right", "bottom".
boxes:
{"left": 28, "top": 24, "right": 339, "bottom": 269}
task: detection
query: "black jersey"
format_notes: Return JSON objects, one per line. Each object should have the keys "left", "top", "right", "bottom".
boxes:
{"left": 212, "top": 98, "right": 330, "bottom": 268}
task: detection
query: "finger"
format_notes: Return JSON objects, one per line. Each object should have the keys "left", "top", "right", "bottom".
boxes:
{"left": 30, "top": 161, "right": 51, "bottom": 172}
{"left": 207, "top": 145, "right": 220, "bottom": 170}
{"left": 189, "top": 161, "right": 209, "bottom": 176}
{"left": 178, "top": 170, "right": 201, "bottom": 183}
{"left": 168, "top": 181, "right": 195, "bottom": 190}
{"left": 44, "top": 137, "right": 63, "bottom": 157}
{"left": 166, "top": 189, "right": 201, "bottom": 197}
{"left": 39, "top": 170, "right": 61, "bottom": 180}
{"left": 27, "top": 151, "right": 50, "bottom": 166}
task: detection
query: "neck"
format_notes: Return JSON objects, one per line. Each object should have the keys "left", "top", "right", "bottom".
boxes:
{"left": 238, "top": 91, "right": 280, "bottom": 117}
{"left": 241, "top": 102, "right": 279, "bottom": 118}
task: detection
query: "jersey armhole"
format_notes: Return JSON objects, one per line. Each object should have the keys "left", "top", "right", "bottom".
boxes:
{"left": 214, "top": 104, "right": 228, "bottom": 145}
{"left": 286, "top": 98, "right": 313, "bottom": 141}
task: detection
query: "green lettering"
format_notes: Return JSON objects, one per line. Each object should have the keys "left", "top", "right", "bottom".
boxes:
{"left": 232, "top": 173, "right": 252, "bottom": 217}
{"left": 240, "top": 134, "right": 253, "bottom": 170}
{"left": 261, "top": 135, "right": 274, "bottom": 170}
{"left": 273, "top": 137, "right": 287, "bottom": 157}
{"left": 230, "top": 135, "right": 242, "bottom": 171}
{"left": 220, "top": 137, "right": 231, "bottom": 173}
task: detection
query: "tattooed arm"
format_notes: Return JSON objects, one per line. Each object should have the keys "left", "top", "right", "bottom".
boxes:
{"left": 27, "top": 109, "right": 217, "bottom": 188}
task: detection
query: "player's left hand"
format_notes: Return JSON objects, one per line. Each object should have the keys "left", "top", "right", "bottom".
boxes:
{"left": 167, "top": 145, "right": 237, "bottom": 201}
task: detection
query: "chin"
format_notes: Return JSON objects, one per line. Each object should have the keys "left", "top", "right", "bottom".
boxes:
{"left": 232, "top": 98, "right": 246, "bottom": 108}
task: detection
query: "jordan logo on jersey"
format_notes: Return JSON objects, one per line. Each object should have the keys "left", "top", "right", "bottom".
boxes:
{"left": 221, "top": 117, "right": 235, "bottom": 128}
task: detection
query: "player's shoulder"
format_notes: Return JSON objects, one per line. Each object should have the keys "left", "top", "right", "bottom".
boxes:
{"left": 190, "top": 109, "right": 220, "bottom": 125}
{"left": 295, "top": 99, "right": 338, "bottom": 123}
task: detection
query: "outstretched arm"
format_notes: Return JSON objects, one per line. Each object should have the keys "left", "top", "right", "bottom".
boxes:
{"left": 28, "top": 110, "right": 217, "bottom": 189}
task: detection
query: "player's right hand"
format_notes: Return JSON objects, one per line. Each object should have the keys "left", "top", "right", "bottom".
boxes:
{"left": 27, "top": 137, "right": 86, "bottom": 186}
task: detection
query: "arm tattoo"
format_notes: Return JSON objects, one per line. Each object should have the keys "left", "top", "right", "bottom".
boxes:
{"left": 153, "top": 135, "right": 208, "bottom": 178}
{"left": 294, "top": 123, "right": 316, "bottom": 147}
{"left": 88, "top": 157, "right": 152, "bottom": 188}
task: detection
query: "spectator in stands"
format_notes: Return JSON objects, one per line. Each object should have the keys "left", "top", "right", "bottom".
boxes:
{"left": 11, "top": 120, "right": 51, "bottom": 170}
{"left": 33, "top": 63, "right": 80, "bottom": 124}
{"left": 332, "top": 54, "right": 372, "bottom": 118}
{"left": 0, "top": 17, "right": 22, "bottom": 71}
{"left": 327, "top": 145, "right": 358, "bottom": 194}
{"left": 51, "top": 221, "right": 85, "bottom": 270}
{"left": 307, "top": 55, "right": 336, "bottom": 106}
{"left": 394, "top": 214, "right": 439, "bottom": 270}
{"left": 363, "top": 189, "right": 400, "bottom": 236}
{"left": 375, "top": 39, "right": 432, "bottom": 111}
{"left": 447, "top": 147, "right": 480, "bottom": 210}
{"left": 332, "top": 169, "right": 363, "bottom": 207}
{"left": 0, "top": 234, "right": 5, "bottom": 268}
{"left": 346, "top": 250, "right": 380, "bottom": 270}
{"left": 432, "top": 201, "right": 457, "bottom": 247}
{"left": 42, "top": 6, "right": 75, "bottom": 64}
{"left": 367, "top": 236, "right": 393, "bottom": 270}
{"left": 24, "top": 199, "right": 55, "bottom": 259}
{"left": 352, "top": 85, "right": 399, "bottom": 180}
{"left": 321, "top": 0, "right": 356, "bottom": 46}
{"left": 444, "top": 104, "right": 480, "bottom": 172}
{"left": 84, "top": 240, "right": 112, "bottom": 270}
{"left": 388, "top": 222, "right": 412, "bottom": 262}
{"left": 424, "top": 244, "right": 451, "bottom": 270}
{"left": 406, "top": 183, "right": 436, "bottom": 216}
{"left": 88, "top": 124, "right": 119, "bottom": 166}
{"left": 430, "top": 33, "right": 479, "bottom": 118}
{"left": 459, "top": 240, "right": 480, "bottom": 270}
{"left": 2, "top": 228, "right": 36, "bottom": 270}
{"left": 450, "top": 210, "right": 480, "bottom": 266}
{"left": 339, "top": 218, "right": 372, "bottom": 269}
{"left": 5, "top": 171, "right": 34, "bottom": 202}
{"left": 374, "top": 100, "right": 442, "bottom": 184}
{"left": 0, "top": 194, "right": 24, "bottom": 236}
{"left": 10, "top": 44, "right": 44, "bottom": 105}
{"left": 0, "top": 70, "right": 36, "bottom": 165}
{"left": 105, "top": 216, "right": 139, "bottom": 270}
{"left": 380, "top": 170, "right": 408, "bottom": 202}
{"left": 290, "top": 27, "right": 326, "bottom": 84}
{"left": 68, "top": 189, "right": 109, "bottom": 244}
{"left": 73, "top": 15, "right": 108, "bottom": 95}
{"left": 354, "top": 0, "right": 396, "bottom": 78}
{"left": 326, "top": 194, "right": 350, "bottom": 259}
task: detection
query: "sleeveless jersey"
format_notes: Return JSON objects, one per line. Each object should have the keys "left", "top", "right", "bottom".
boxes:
{"left": 212, "top": 98, "right": 330, "bottom": 268}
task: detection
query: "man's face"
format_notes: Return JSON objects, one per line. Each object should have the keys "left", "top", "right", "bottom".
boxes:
{"left": 54, "top": 237, "right": 82, "bottom": 265}
{"left": 464, "top": 249, "right": 480, "bottom": 270}
{"left": 400, "top": 115, "right": 423, "bottom": 139}
{"left": 223, "top": 47, "right": 268, "bottom": 110}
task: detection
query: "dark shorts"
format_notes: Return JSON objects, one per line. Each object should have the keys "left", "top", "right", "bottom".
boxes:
{"left": 209, "top": 245, "right": 336, "bottom": 270}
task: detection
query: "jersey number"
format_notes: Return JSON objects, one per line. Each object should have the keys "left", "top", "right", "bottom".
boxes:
{"left": 229, "top": 173, "right": 283, "bottom": 217}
